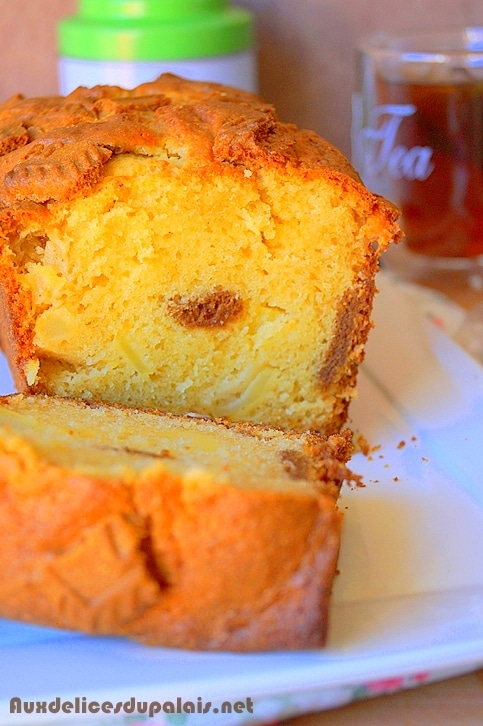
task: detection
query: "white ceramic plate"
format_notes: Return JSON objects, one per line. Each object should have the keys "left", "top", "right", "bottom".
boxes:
{"left": 0, "top": 272, "right": 482, "bottom": 725}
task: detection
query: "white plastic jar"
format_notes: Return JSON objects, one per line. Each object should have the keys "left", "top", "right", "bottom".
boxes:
{"left": 58, "top": 0, "right": 257, "bottom": 94}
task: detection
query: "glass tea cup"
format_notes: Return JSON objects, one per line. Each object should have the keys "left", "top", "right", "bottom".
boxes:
{"left": 352, "top": 27, "right": 483, "bottom": 296}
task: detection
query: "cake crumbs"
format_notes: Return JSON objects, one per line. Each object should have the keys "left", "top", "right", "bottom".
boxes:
{"left": 353, "top": 431, "right": 371, "bottom": 455}
{"left": 352, "top": 431, "right": 382, "bottom": 458}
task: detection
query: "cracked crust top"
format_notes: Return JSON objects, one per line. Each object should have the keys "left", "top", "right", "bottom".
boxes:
{"left": 0, "top": 73, "right": 398, "bottom": 219}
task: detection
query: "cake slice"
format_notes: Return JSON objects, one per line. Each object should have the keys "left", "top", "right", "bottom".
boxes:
{"left": 0, "top": 74, "right": 400, "bottom": 434}
{"left": 0, "top": 393, "right": 358, "bottom": 651}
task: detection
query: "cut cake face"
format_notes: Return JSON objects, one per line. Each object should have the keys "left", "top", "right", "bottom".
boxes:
{"left": 0, "top": 74, "right": 400, "bottom": 433}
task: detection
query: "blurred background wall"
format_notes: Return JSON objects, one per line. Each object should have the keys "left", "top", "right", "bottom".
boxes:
{"left": 1, "top": 0, "right": 482, "bottom": 157}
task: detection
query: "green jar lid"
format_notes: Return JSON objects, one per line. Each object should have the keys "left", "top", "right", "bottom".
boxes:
{"left": 58, "top": 0, "right": 254, "bottom": 61}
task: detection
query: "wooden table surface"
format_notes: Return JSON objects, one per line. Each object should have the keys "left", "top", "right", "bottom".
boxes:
{"left": 282, "top": 670, "right": 483, "bottom": 724}
{"left": 282, "top": 278, "right": 483, "bottom": 725}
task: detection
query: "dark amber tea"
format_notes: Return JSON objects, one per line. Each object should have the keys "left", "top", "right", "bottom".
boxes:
{"left": 372, "top": 76, "right": 483, "bottom": 258}
{"left": 355, "top": 28, "right": 483, "bottom": 288}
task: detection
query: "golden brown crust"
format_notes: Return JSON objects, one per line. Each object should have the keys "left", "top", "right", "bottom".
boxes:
{"left": 127, "top": 485, "right": 342, "bottom": 650}
{"left": 0, "top": 393, "right": 353, "bottom": 651}
{"left": 0, "top": 74, "right": 399, "bottom": 223}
